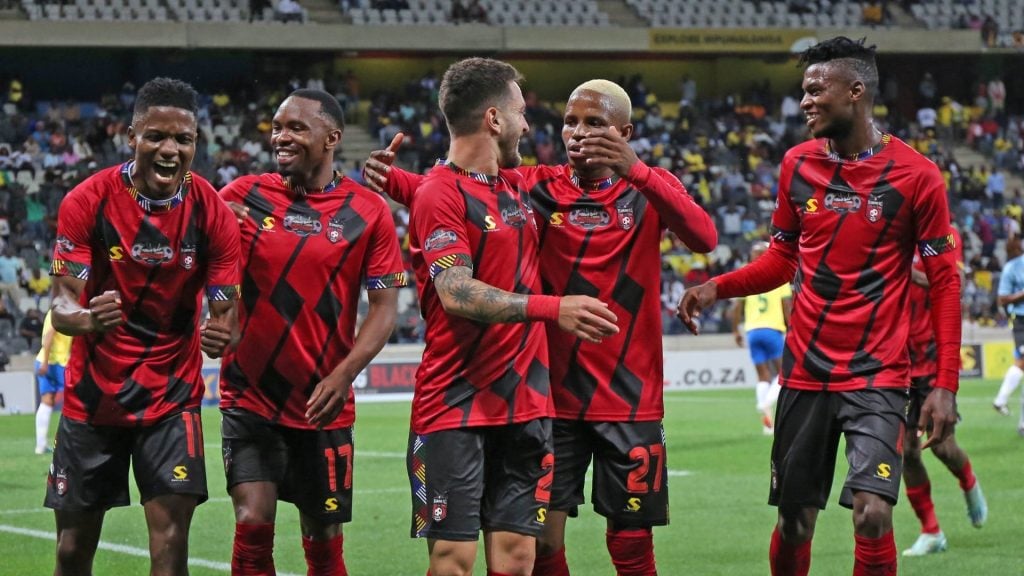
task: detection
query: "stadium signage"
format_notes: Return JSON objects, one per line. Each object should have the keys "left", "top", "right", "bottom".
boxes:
{"left": 649, "top": 28, "right": 814, "bottom": 53}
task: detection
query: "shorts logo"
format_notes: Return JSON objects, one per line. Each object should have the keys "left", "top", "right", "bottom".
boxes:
{"left": 432, "top": 492, "right": 448, "bottom": 523}
{"left": 324, "top": 497, "right": 339, "bottom": 512}
{"left": 172, "top": 465, "right": 189, "bottom": 481}
{"left": 536, "top": 507, "right": 547, "bottom": 524}
{"left": 52, "top": 467, "right": 69, "bottom": 497}
{"left": 568, "top": 207, "right": 610, "bottom": 230}
{"left": 180, "top": 244, "right": 197, "bottom": 270}
{"left": 131, "top": 243, "right": 174, "bottom": 265}
{"left": 56, "top": 235, "right": 75, "bottom": 254}
{"left": 625, "top": 497, "right": 642, "bottom": 512}
{"left": 874, "top": 462, "right": 892, "bottom": 481}
{"left": 424, "top": 229, "right": 457, "bottom": 252}
{"left": 283, "top": 214, "right": 323, "bottom": 237}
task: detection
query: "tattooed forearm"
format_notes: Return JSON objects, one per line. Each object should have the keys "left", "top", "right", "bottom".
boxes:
{"left": 434, "top": 266, "right": 528, "bottom": 323}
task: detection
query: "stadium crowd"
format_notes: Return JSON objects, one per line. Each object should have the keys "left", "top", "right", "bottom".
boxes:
{"left": 0, "top": 68, "right": 1022, "bottom": 344}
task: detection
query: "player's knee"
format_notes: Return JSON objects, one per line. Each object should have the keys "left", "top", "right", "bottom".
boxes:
{"left": 929, "top": 438, "right": 957, "bottom": 462}
{"left": 55, "top": 537, "right": 94, "bottom": 575}
{"left": 852, "top": 496, "right": 893, "bottom": 537}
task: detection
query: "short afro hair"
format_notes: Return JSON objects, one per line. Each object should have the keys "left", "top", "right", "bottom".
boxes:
{"left": 133, "top": 77, "right": 199, "bottom": 120}
{"left": 799, "top": 36, "right": 879, "bottom": 101}
{"left": 287, "top": 89, "right": 346, "bottom": 130}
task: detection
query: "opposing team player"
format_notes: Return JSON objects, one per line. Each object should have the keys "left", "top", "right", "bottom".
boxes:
{"left": 218, "top": 89, "right": 407, "bottom": 575}
{"left": 35, "top": 309, "right": 72, "bottom": 454}
{"left": 678, "top": 37, "right": 961, "bottom": 576}
{"left": 901, "top": 227, "right": 987, "bottom": 557}
{"left": 993, "top": 236, "right": 1024, "bottom": 430}
{"left": 365, "top": 78, "right": 716, "bottom": 576}
{"left": 45, "top": 77, "right": 240, "bottom": 576}
{"left": 730, "top": 241, "right": 791, "bottom": 434}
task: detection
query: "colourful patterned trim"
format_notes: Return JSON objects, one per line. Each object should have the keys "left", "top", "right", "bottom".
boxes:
{"left": 570, "top": 170, "right": 616, "bottom": 191}
{"left": 428, "top": 254, "right": 473, "bottom": 279}
{"left": 50, "top": 259, "right": 89, "bottom": 280}
{"left": 919, "top": 233, "right": 957, "bottom": 257}
{"left": 825, "top": 132, "right": 892, "bottom": 163}
{"left": 207, "top": 284, "right": 240, "bottom": 301}
{"left": 282, "top": 171, "right": 343, "bottom": 196}
{"left": 410, "top": 434, "right": 429, "bottom": 538}
{"left": 366, "top": 272, "right": 408, "bottom": 290}
{"left": 120, "top": 161, "right": 190, "bottom": 213}
{"left": 770, "top": 225, "right": 799, "bottom": 243}
{"left": 437, "top": 159, "right": 497, "bottom": 185}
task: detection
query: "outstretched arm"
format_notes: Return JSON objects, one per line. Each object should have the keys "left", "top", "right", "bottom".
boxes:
{"left": 362, "top": 133, "right": 425, "bottom": 207}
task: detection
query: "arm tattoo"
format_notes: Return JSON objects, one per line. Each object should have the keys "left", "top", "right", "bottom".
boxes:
{"left": 434, "top": 266, "right": 528, "bottom": 323}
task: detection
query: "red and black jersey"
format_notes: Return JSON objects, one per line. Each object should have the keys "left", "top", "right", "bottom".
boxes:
{"left": 908, "top": 227, "right": 963, "bottom": 379}
{"left": 409, "top": 163, "right": 550, "bottom": 435}
{"left": 762, "top": 135, "right": 960, "bottom": 391}
{"left": 51, "top": 163, "right": 240, "bottom": 426}
{"left": 525, "top": 164, "right": 715, "bottom": 421}
{"left": 218, "top": 174, "right": 407, "bottom": 429}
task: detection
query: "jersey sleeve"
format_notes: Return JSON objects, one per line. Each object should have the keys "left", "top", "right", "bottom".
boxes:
{"left": 411, "top": 179, "right": 473, "bottom": 280}
{"left": 384, "top": 166, "right": 426, "bottom": 208}
{"left": 364, "top": 197, "right": 410, "bottom": 290}
{"left": 202, "top": 184, "right": 242, "bottom": 301}
{"left": 914, "top": 164, "right": 961, "bottom": 392}
{"left": 50, "top": 184, "right": 96, "bottom": 281}
{"left": 631, "top": 164, "right": 717, "bottom": 253}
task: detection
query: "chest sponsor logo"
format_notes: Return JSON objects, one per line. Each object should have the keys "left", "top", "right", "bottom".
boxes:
{"left": 824, "top": 192, "right": 861, "bottom": 214}
{"left": 568, "top": 207, "right": 611, "bottom": 230}
{"left": 866, "top": 193, "right": 885, "bottom": 223}
{"left": 327, "top": 219, "right": 345, "bottom": 244}
{"left": 180, "top": 244, "right": 197, "bottom": 270}
{"left": 424, "top": 229, "right": 458, "bottom": 252}
{"left": 501, "top": 206, "right": 527, "bottom": 228}
{"left": 283, "top": 214, "right": 323, "bottom": 237}
{"left": 55, "top": 235, "right": 75, "bottom": 255}
{"left": 131, "top": 243, "right": 173, "bottom": 265}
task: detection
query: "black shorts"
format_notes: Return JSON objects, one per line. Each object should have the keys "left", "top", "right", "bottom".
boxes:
{"left": 549, "top": 419, "right": 669, "bottom": 528}
{"left": 908, "top": 374, "right": 960, "bottom": 431}
{"left": 768, "top": 388, "right": 907, "bottom": 510}
{"left": 221, "top": 409, "right": 354, "bottom": 524}
{"left": 44, "top": 408, "right": 208, "bottom": 511}
{"left": 407, "top": 419, "right": 553, "bottom": 541}
{"left": 1013, "top": 320, "right": 1024, "bottom": 356}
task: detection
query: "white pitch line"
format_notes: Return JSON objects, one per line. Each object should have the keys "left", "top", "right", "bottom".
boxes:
{"left": 667, "top": 469, "right": 693, "bottom": 477}
{"left": 0, "top": 524, "right": 302, "bottom": 576}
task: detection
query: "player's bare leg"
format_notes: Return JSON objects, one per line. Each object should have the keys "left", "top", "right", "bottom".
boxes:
{"left": 54, "top": 509, "right": 105, "bottom": 576}
{"left": 533, "top": 510, "right": 569, "bottom": 575}
{"left": 483, "top": 530, "right": 536, "bottom": 576}
{"left": 230, "top": 481, "right": 279, "bottom": 574}
{"left": 851, "top": 491, "right": 897, "bottom": 576}
{"left": 930, "top": 432, "right": 987, "bottom": 528}
{"left": 143, "top": 494, "right": 198, "bottom": 576}
{"left": 993, "top": 357, "right": 1024, "bottom": 415}
{"left": 755, "top": 363, "right": 776, "bottom": 433}
{"left": 299, "top": 512, "right": 346, "bottom": 575}
{"left": 428, "top": 538, "right": 478, "bottom": 576}
{"left": 771, "top": 505, "right": 816, "bottom": 576}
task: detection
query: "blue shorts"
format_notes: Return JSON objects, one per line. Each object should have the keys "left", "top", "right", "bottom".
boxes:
{"left": 747, "top": 328, "right": 784, "bottom": 365}
{"left": 36, "top": 361, "right": 66, "bottom": 395}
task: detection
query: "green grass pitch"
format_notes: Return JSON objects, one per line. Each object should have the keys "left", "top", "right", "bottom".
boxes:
{"left": 1, "top": 380, "right": 1021, "bottom": 574}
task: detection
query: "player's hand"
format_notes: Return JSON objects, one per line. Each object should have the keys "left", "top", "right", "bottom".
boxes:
{"left": 37, "top": 362, "right": 48, "bottom": 376}
{"left": 918, "top": 387, "right": 957, "bottom": 449}
{"left": 306, "top": 373, "right": 352, "bottom": 429}
{"left": 88, "top": 290, "right": 124, "bottom": 333}
{"left": 578, "top": 126, "right": 639, "bottom": 177}
{"left": 227, "top": 201, "right": 249, "bottom": 226}
{"left": 677, "top": 282, "right": 718, "bottom": 335}
{"left": 200, "top": 316, "right": 232, "bottom": 359}
{"left": 734, "top": 332, "right": 744, "bottom": 347}
{"left": 363, "top": 133, "right": 404, "bottom": 193}
{"left": 557, "top": 295, "right": 619, "bottom": 344}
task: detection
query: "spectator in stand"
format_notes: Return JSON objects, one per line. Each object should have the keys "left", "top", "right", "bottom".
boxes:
{"left": 18, "top": 307, "right": 43, "bottom": 351}
{"left": 986, "top": 166, "right": 1006, "bottom": 209}
{"left": 465, "top": 0, "right": 487, "bottom": 23}
{"left": 25, "top": 267, "right": 50, "bottom": 310}
{"left": 981, "top": 15, "right": 999, "bottom": 48}
{"left": 275, "top": 0, "right": 304, "bottom": 22}
{"left": 861, "top": 0, "right": 884, "bottom": 25}
{"left": 0, "top": 247, "right": 23, "bottom": 314}
{"left": 450, "top": 0, "right": 467, "bottom": 22}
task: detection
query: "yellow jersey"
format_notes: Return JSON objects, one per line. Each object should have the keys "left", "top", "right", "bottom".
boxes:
{"left": 743, "top": 283, "right": 791, "bottom": 333}
{"left": 36, "top": 310, "right": 72, "bottom": 366}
